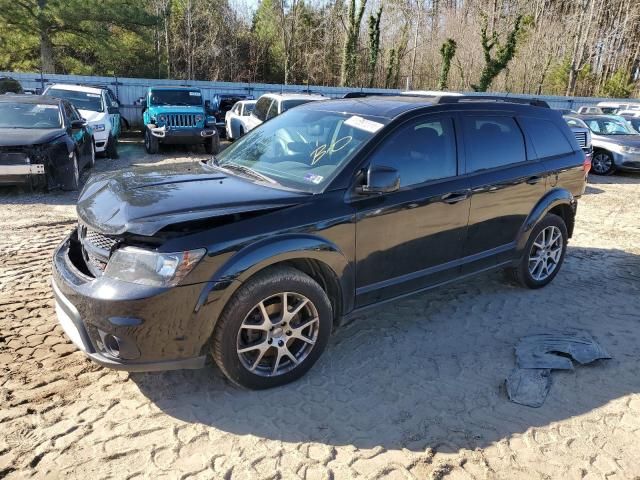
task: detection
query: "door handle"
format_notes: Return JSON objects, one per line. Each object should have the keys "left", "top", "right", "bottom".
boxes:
{"left": 526, "top": 176, "right": 542, "bottom": 185}
{"left": 442, "top": 191, "right": 470, "bottom": 204}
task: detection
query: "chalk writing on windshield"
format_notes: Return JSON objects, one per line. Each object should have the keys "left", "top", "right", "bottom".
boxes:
{"left": 309, "top": 136, "right": 353, "bottom": 165}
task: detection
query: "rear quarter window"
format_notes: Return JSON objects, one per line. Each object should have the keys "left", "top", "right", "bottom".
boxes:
{"left": 519, "top": 117, "right": 574, "bottom": 159}
{"left": 462, "top": 116, "right": 526, "bottom": 172}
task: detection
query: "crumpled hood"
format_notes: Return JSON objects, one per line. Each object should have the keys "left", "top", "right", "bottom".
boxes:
{"left": 592, "top": 134, "right": 640, "bottom": 148}
{"left": 76, "top": 162, "right": 307, "bottom": 236}
{"left": 0, "top": 128, "right": 66, "bottom": 147}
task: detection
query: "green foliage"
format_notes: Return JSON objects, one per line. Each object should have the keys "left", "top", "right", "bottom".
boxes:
{"left": 385, "top": 48, "right": 397, "bottom": 88}
{"left": 599, "top": 69, "right": 635, "bottom": 98}
{"left": 0, "top": 0, "right": 158, "bottom": 75}
{"left": 544, "top": 58, "right": 571, "bottom": 95}
{"left": 471, "top": 14, "right": 523, "bottom": 92}
{"left": 437, "top": 38, "right": 457, "bottom": 90}
{"left": 367, "top": 6, "right": 382, "bottom": 88}
{"left": 340, "top": 0, "right": 367, "bottom": 87}
{"left": 0, "top": 76, "right": 23, "bottom": 94}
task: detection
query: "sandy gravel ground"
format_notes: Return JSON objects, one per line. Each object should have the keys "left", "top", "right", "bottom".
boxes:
{"left": 1, "top": 137, "right": 640, "bottom": 479}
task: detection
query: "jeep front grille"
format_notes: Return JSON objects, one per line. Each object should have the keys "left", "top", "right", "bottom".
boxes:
{"left": 166, "top": 114, "right": 197, "bottom": 128}
{"left": 574, "top": 131, "right": 587, "bottom": 149}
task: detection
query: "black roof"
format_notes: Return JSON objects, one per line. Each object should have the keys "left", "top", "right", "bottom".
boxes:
{"left": 0, "top": 94, "right": 61, "bottom": 105}
{"left": 300, "top": 95, "right": 550, "bottom": 120}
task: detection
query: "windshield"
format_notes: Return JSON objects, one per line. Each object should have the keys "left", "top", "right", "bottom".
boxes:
{"left": 150, "top": 90, "right": 202, "bottom": 106}
{"left": 625, "top": 118, "right": 640, "bottom": 133}
{"left": 47, "top": 88, "right": 102, "bottom": 112}
{"left": 0, "top": 103, "right": 62, "bottom": 129}
{"left": 585, "top": 117, "right": 636, "bottom": 135}
{"left": 213, "top": 108, "right": 387, "bottom": 192}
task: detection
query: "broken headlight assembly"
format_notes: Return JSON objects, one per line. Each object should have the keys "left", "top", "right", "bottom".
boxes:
{"left": 103, "top": 247, "right": 206, "bottom": 287}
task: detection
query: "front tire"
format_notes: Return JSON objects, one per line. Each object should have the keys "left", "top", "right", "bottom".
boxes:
{"left": 61, "top": 151, "right": 80, "bottom": 191}
{"left": 105, "top": 133, "right": 119, "bottom": 159}
{"left": 508, "top": 213, "right": 568, "bottom": 289}
{"left": 144, "top": 128, "right": 159, "bottom": 154}
{"left": 204, "top": 134, "right": 220, "bottom": 154}
{"left": 591, "top": 151, "right": 614, "bottom": 175}
{"left": 212, "top": 266, "right": 332, "bottom": 389}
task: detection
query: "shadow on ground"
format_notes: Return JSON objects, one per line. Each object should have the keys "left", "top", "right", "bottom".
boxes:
{"left": 133, "top": 245, "right": 640, "bottom": 453}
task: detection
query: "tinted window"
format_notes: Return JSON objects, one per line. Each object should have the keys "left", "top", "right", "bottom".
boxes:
{"left": 369, "top": 117, "right": 457, "bottom": 187}
{"left": 63, "top": 101, "right": 80, "bottom": 122}
{"left": 520, "top": 117, "right": 573, "bottom": 158}
{"left": 254, "top": 97, "right": 271, "bottom": 121}
{"left": 281, "top": 99, "right": 315, "bottom": 112}
{"left": 242, "top": 103, "right": 255, "bottom": 116}
{"left": 462, "top": 116, "right": 525, "bottom": 172}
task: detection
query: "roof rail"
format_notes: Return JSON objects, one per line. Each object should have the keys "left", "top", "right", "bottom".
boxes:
{"left": 433, "top": 95, "right": 550, "bottom": 108}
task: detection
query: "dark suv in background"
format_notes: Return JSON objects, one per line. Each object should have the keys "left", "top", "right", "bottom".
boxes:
{"left": 52, "top": 95, "right": 588, "bottom": 389}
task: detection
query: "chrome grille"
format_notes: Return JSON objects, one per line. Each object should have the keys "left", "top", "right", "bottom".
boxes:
{"left": 574, "top": 131, "right": 587, "bottom": 148}
{"left": 167, "top": 114, "right": 197, "bottom": 128}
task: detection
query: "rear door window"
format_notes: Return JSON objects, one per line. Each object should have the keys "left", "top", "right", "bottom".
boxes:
{"left": 519, "top": 117, "right": 574, "bottom": 159}
{"left": 462, "top": 116, "right": 526, "bottom": 172}
{"left": 253, "top": 97, "right": 271, "bottom": 121}
{"left": 368, "top": 116, "right": 457, "bottom": 187}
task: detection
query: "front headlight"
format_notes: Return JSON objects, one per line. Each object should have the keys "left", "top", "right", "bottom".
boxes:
{"left": 619, "top": 145, "right": 640, "bottom": 154}
{"left": 195, "top": 114, "right": 203, "bottom": 122}
{"left": 92, "top": 124, "right": 106, "bottom": 132}
{"left": 104, "top": 247, "right": 206, "bottom": 287}
{"left": 158, "top": 115, "right": 166, "bottom": 123}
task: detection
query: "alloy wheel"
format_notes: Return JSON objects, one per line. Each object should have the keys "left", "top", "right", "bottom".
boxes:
{"left": 592, "top": 152, "right": 612, "bottom": 174}
{"left": 236, "top": 292, "right": 320, "bottom": 377}
{"left": 528, "top": 226, "right": 563, "bottom": 281}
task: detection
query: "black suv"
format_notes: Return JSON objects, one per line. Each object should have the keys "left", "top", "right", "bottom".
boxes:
{"left": 52, "top": 96, "right": 588, "bottom": 389}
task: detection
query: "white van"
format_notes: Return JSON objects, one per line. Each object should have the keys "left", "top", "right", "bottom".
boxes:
{"left": 44, "top": 84, "right": 121, "bottom": 158}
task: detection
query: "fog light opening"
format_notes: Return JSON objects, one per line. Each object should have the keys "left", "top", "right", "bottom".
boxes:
{"left": 104, "top": 334, "right": 121, "bottom": 358}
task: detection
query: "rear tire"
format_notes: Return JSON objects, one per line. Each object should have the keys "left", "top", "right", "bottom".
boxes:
{"left": 507, "top": 213, "right": 568, "bottom": 289}
{"left": 212, "top": 266, "right": 332, "bottom": 389}
{"left": 144, "top": 128, "right": 159, "bottom": 154}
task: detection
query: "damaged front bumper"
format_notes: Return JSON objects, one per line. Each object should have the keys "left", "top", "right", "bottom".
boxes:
{"left": 0, "top": 163, "right": 45, "bottom": 185}
{"left": 50, "top": 229, "right": 217, "bottom": 372}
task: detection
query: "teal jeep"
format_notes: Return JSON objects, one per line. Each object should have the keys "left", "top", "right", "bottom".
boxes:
{"left": 142, "top": 87, "right": 220, "bottom": 154}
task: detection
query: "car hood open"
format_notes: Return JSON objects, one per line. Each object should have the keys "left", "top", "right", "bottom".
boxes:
{"left": 77, "top": 161, "right": 307, "bottom": 236}
{"left": 0, "top": 128, "right": 66, "bottom": 147}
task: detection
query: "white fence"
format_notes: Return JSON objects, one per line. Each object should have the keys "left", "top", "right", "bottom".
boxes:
{"left": 2, "top": 71, "right": 633, "bottom": 128}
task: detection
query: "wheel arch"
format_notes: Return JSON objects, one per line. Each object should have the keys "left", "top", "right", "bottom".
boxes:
{"left": 516, "top": 188, "right": 576, "bottom": 254}
{"left": 197, "top": 234, "right": 354, "bottom": 331}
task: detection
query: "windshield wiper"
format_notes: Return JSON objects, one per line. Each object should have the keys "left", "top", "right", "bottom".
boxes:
{"left": 219, "top": 163, "right": 276, "bottom": 184}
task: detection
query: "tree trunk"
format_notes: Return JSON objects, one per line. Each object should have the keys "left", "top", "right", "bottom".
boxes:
{"left": 38, "top": 0, "right": 55, "bottom": 73}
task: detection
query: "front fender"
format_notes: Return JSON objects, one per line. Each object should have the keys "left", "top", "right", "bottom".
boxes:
{"left": 195, "top": 234, "right": 353, "bottom": 329}
{"left": 515, "top": 188, "right": 576, "bottom": 254}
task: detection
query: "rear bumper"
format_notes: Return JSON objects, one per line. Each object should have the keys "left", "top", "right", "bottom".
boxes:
{"left": 150, "top": 125, "right": 217, "bottom": 144}
{"left": 0, "top": 164, "right": 45, "bottom": 185}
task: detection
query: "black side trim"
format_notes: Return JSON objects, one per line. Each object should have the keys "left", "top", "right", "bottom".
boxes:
{"left": 356, "top": 242, "right": 514, "bottom": 296}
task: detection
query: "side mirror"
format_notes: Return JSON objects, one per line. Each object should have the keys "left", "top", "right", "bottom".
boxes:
{"left": 71, "top": 119, "right": 86, "bottom": 129}
{"left": 358, "top": 165, "right": 400, "bottom": 195}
